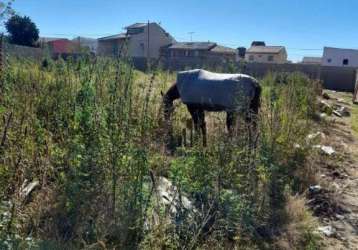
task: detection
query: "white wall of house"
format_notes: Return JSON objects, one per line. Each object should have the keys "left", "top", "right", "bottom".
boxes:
{"left": 245, "top": 51, "right": 287, "bottom": 63}
{"left": 127, "top": 23, "right": 174, "bottom": 59}
{"left": 322, "top": 47, "right": 358, "bottom": 67}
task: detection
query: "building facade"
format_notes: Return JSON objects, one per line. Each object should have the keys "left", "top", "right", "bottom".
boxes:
{"left": 245, "top": 45, "right": 287, "bottom": 63}
{"left": 46, "top": 39, "right": 76, "bottom": 55}
{"left": 161, "top": 42, "right": 237, "bottom": 62}
{"left": 322, "top": 47, "right": 358, "bottom": 67}
{"left": 302, "top": 57, "right": 322, "bottom": 64}
{"left": 97, "top": 22, "right": 175, "bottom": 58}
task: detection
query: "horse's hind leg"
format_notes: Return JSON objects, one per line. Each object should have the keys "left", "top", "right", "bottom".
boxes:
{"left": 198, "top": 110, "right": 207, "bottom": 146}
{"left": 226, "top": 111, "right": 235, "bottom": 136}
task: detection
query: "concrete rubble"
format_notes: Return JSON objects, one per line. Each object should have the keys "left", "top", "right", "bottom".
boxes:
{"left": 19, "top": 179, "right": 40, "bottom": 201}
{"left": 333, "top": 106, "right": 350, "bottom": 117}
{"left": 313, "top": 145, "right": 335, "bottom": 155}
{"left": 145, "top": 176, "right": 196, "bottom": 230}
{"left": 155, "top": 176, "right": 193, "bottom": 214}
{"left": 319, "top": 100, "right": 333, "bottom": 115}
{"left": 318, "top": 225, "right": 336, "bottom": 237}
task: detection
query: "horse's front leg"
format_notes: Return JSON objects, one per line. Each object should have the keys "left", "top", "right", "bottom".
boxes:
{"left": 245, "top": 111, "right": 259, "bottom": 148}
{"left": 188, "top": 106, "right": 206, "bottom": 147}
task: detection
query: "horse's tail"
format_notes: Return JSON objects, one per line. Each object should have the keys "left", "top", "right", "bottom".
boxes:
{"left": 251, "top": 82, "right": 262, "bottom": 114}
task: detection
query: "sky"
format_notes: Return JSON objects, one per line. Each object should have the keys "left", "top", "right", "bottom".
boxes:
{"left": 4, "top": 0, "right": 358, "bottom": 62}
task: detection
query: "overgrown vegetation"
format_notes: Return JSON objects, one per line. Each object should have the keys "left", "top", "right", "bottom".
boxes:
{"left": 0, "top": 56, "right": 321, "bottom": 249}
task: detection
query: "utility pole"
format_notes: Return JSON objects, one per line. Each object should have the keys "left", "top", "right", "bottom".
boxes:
{"left": 147, "top": 20, "right": 150, "bottom": 71}
{"left": 188, "top": 32, "right": 195, "bottom": 42}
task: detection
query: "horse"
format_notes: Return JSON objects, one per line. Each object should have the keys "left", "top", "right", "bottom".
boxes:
{"left": 163, "top": 69, "right": 261, "bottom": 147}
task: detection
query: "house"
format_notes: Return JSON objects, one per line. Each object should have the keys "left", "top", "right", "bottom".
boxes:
{"left": 38, "top": 37, "right": 66, "bottom": 46}
{"left": 322, "top": 47, "right": 358, "bottom": 67}
{"left": 161, "top": 42, "right": 237, "bottom": 62}
{"left": 97, "top": 22, "right": 175, "bottom": 58}
{"left": 97, "top": 33, "right": 128, "bottom": 57}
{"left": 245, "top": 45, "right": 287, "bottom": 63}
{"left": 301, "top": 57, "right": 322, "bottom": 64}
{"left": 237, "top": 47, "right": 246, "bottom": 60}
{"left": 46, "top": 39, "right": 77, "bottom": 55}
{"left": 72, "top": 37, "right": 98, "bottom": 54}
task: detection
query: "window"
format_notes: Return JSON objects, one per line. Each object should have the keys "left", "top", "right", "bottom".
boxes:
{"left": 268, "top": 55, "right": 274, "bottom": 62}
{"left": 249, "top": 55, "right": 254, "bottom": 61}
{"left": 127, "top": 27, "right": 144, "bottom": 35}
{"left": 343, "top": 59, "right": 349, "bottom": 65}
{"left": 327, "top": 58, "right": 332, "bottom": 63}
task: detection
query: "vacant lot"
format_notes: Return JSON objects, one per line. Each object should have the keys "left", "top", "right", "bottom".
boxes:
{"left": 1, "top": 57, "right": 356, "bottom": 249}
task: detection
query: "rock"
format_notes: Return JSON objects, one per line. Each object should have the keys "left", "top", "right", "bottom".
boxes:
{"left": 309, "top": 185, "right": 322, "bottom": 193}
{"left": 333, "top": 106, "right": 350, "bottom": 117}
{"left": 313, "top": 145, "right": 335, "bottom": 155}
{"left": 318, "top": 225, "right": 336, "bottom": 237}
{"left": 333, "top": 110, "right": 342, "bottom": 117}
{"left": 319, "top": 113, "right": 327, "bottom": 119}
{"left": 145, "top": 176, "right": 196, "bottom": 230}
{"left": 319, "top": 100, "right": 333, "bottom": 115}
{"left": 155, "top": 177, "right": 193, "bottom": 214}
{"left": 307, "top": 132, "right": 325, "bottom": 141}
{"left": 322, "top": 92, "right": 331, "bottom": 100}
{"left": 19, "top": 180, "right": 40, "bottom": 201}
{"left": 335, "top": 214, "right": 345, "bottom": 220}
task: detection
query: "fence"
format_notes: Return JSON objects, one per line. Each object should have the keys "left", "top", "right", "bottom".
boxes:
{"left": 3, "top": 42, "right": 43, "bottom": 62}
{"left": 240, "top": 62, "right": 356, "bottom": 92}
{"left": 156, "top": 58, "right": 357, "bottom": 92}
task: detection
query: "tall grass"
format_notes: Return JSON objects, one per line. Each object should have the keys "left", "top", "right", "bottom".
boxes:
{"left": 0, "top": 57, "right": 320, "bottom": 249}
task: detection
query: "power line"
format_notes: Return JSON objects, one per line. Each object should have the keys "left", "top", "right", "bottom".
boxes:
{"left": 287, "top": 48, "right": 323, "bottom": 51}
{"left": 188, "top": 32, "right": 195, "bottom": 42}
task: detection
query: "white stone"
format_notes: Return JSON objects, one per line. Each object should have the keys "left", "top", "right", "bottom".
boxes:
{"left": 318, "top": 225, "right": 336, "bottom": 237}
{"left": 313, "top": 145, "right": 335, "bottom": 155}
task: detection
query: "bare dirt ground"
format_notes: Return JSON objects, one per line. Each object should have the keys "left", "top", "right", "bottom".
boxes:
{"left": 312, "top": 90, "right": 358, "bottom": 249}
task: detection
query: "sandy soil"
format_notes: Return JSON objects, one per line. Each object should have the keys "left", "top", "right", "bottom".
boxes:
{"left": 313, "top": 90, "right": 358, "bottom": 249}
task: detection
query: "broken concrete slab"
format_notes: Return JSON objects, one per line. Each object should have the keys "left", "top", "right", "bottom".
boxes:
{"left": 318, "top": 225, "right": 336, "bottom": 237}
{"left": 333, "top": 106, "right": 350, "bottom": 117}
{"left": 309, "top": 185, "right": 322, "bottom": 193}
{"left": 313, "top": 145, "right": 335, "bottom": 155}
{"left": 307, "top": 132, "right": 325, "bottom": 141}
{"left": 19, "top": 179, "right": 40, "bottom": 201}
{"left": 144, "top": 176, "right": 196, "bottom": 231}
{"left": 319, "top": 100, "right": 333, "bottom": 115}
{"left": 155, "top": 176, "right": 193, "bottom": 214}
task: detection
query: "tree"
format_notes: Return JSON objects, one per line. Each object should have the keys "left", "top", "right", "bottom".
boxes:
{"left": 5, "top": 14, "right": 39, "bottom": 46}
{"left": 0, "top": 0, "right": 15, "bottom": 23}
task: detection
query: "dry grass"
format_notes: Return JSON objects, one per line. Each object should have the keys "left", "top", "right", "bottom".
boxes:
{"left": 275, "top": 195, "right": 320, "bottom": 250}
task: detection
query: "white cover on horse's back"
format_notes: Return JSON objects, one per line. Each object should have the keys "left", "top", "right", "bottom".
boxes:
{"left": 176, "top": 69, "right": 258, "bottom": 110}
